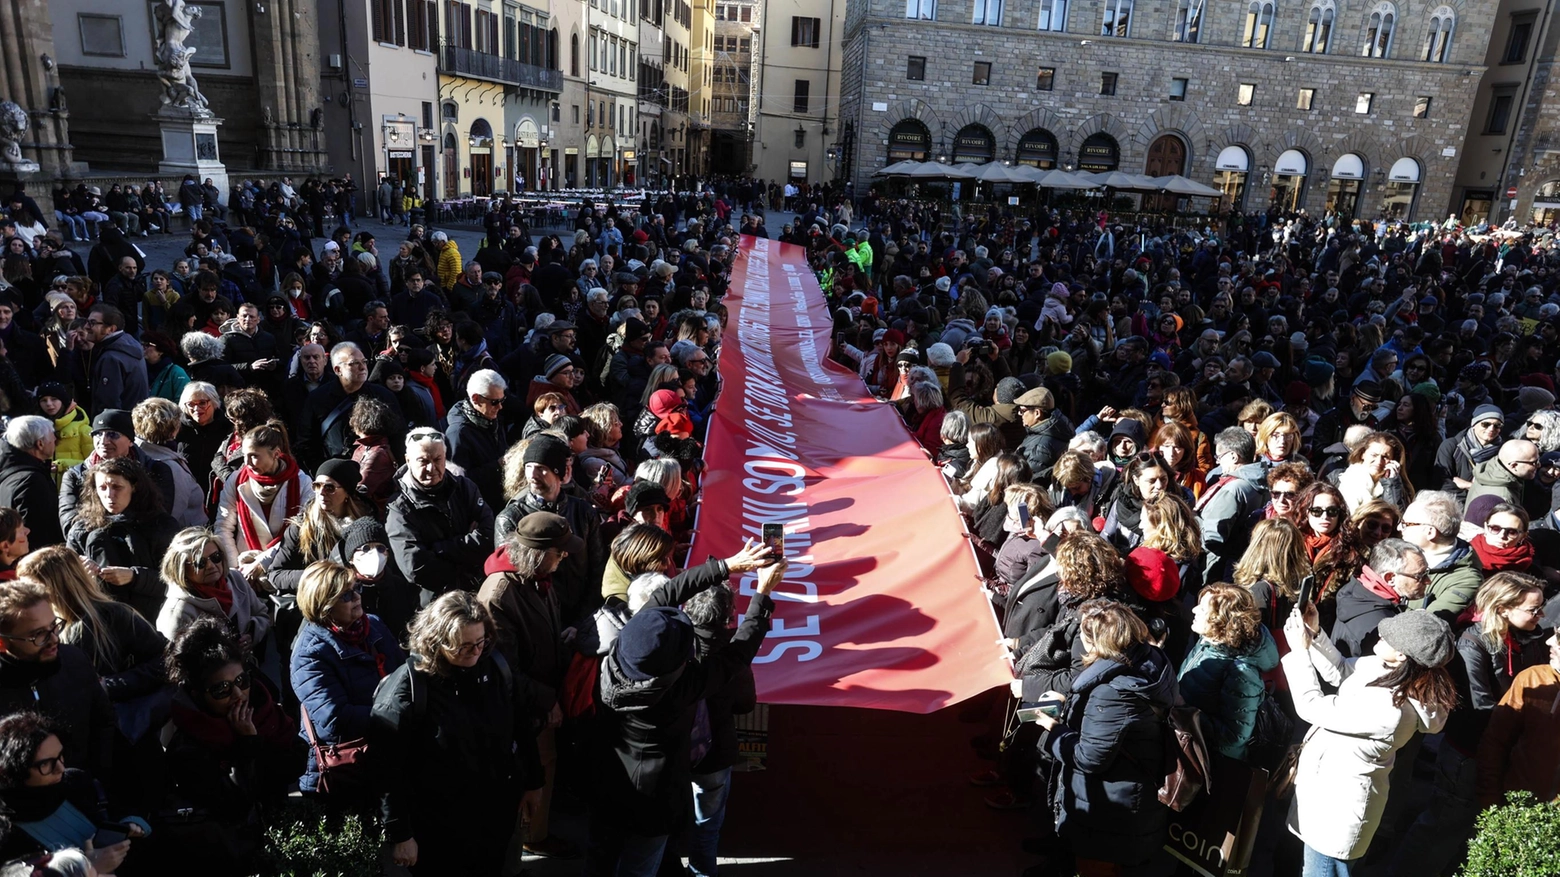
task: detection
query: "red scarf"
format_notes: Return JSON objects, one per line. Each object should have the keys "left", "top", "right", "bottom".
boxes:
{"left": 655, "top": 411, "right": 695, "bottom": 438}
{"left": 1357, "top": 564, "right": 1401, "bottom": 603}
{"left": 1470, "top": 533, "right": 1535, "bottom": 573}
{"left": 189, "top": 574, "right": 234, "bottom": 613}
{"left": 330, "top": 615, "right": 387, "bottom": 677}
{"left": 406, "top": 370, "right": 446, "bottom": 418}
{"left": 233, "top": 454, "right": 303, "bottom": 552}
{"left": 1303, "top": 530, "right": 1336, "bottom": 563}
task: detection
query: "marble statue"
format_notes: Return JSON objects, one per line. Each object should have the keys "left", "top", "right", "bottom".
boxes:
{"left": 0, "top": 101, "right": 37, "bottom": 172}
{"left": 153, "top": 0, "right": 211, "bottom": 114}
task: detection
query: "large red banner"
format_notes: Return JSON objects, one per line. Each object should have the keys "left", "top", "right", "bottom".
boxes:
{"left": 689, "top": 236, "right": 1012, "bottom": 713}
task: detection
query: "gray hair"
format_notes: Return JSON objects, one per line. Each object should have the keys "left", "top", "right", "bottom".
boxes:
{"left": 1524, "top": 409, "right": 1560, "bottom": 453}
{"left": 940, "top": 409, "right": 970, "bottom": 446}
{"left": 1069, "top": 430, "right": 1107, "bottom": 457}
{"left": 1342, "top": 423, "right": 1374, "bottom": 451}
{"left": 587, "top": 287, "right": 611, "bottom": 303}
{"left": 580, "top": 258, "right": 598, "bottom": 271}
{"left": 911, "top": 380, "right": 943, "bottom": 413}
{"left": 357, "top": 252, "right": 377, "bottom": 269}
{"left": 4, "top": 415, "right": 53, "bottom": 452}
{"left": 1215, "top": 426, "right": 1255, "bottom": 464}
{"left": 635, "top": 458, "right": 682, "bottom": 496}
{"left": 1369, "top": 538, "right": 1425, "bottom": 576}
{"left": 404, "top": 427, "right": 447, "bottom": 457}
{"left": 180, "top": 381, "right": 221, "bottom": 408}
{"left": 330, "top": 341, "right": 365, "bottom": 367}
{"left": 466, "top": 368, "right": 507, "bottom": 398}
{"left": 181, "top": 331, "right": 224, "bottom": 363}
{"left": 670, "top": 340, "right": 702, "bottom": 367}
{"left": 464, "top": 260, "right": 481, "bottom": 272}
{"left": 1407, "top": 490, "right": 1461, "bottom": 539}
{"left": 1370, "top": 347, "right": 1397, "bottom": 370}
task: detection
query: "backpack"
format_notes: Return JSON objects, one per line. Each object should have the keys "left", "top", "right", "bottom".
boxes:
{"left": 1245, "top": 686, "right": 1295, "bottom": 772}
{"left": 1157, "top": 703, "right": 1214, "bottom": 812}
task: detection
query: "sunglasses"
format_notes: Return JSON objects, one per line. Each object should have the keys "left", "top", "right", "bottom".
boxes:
{"left": 1270, "top": 490, "right": 1296, "bottom": 500}
{"left": 205, "top": 671, "right": 251, "bottom": 701}
{"left": 1486, "top": 523, "right": 1526, "bottom": 539}
{"left": 190, "top": 549, "right": 224, "bottom": 571}
{"left": 1308, "top": 506, "right": 1344, "bottom": 520}
{"left": 336, "top": 585, "right": 362, "bottom": 605}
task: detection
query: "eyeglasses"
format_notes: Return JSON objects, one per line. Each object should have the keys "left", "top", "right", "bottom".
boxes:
{"left": 205, "top": 672, "right": 252, "bottom": 701}
{"left": 408, "top": 428, "right": 446, "bottom": 443}
{"left": 0, "top": 617, "right": 65, "bottom": 648}
{"left": 336, "top": 586, "right": 362, "bottom": 605}
{"left": 190, "top": 549, "right": 224, "bottom": 571}
{"left": 1486, "top": 523, "right": 1527, "bottom": 539}
{"left": 476, "top": 395, "right": 506, "bottom": 407}
{"left": 1308, "top": 506, "right": 1344, "bottom": 520}
{"left": 341, "top": 359, "right": 369, "bottom": 370}
{"left": 316, "top": 482, "right": 340, "bottom": 494}
{"left": 449, "top": 638, "right": 486, "bottom": 658}
{"left": 94, "top": 430, "right": 123, "bottom": 442}
{"left": 1270, "top": 490, "right": 1296, "bottom": 501}
{"left": 30, "top": 754, "right": 65, "bottom": 776}
{"left": 1400, "top": 519, "right": 1427, "bottom": 530}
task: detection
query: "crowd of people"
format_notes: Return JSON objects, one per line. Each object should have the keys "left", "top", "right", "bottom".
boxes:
{"left": 828, "top": 198, "right": 1560, "bottom": 877}
{"left": 0, "top": 169, "right": 1554, "bottom": 877}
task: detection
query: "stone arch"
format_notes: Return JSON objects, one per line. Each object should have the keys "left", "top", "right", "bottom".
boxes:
{"left": 1260, "top": 127, "right": 1326, "bottom": 168}
{"left": 1143, "top": 131, "right": 1191, "bottom": 177}
{"left": 1320, "top": 130, "right": 1385, "bottom": 178}
{"left": 942, "top": 103, "right": 1008, "bottom": 153}
{"left": 1006, "top": 106, "right": 1066, "bottom": 149}
{"left": 1069, "top": 113, "right": 1130, "bottom": 159}
{"left": 1133, "top": 105, "right": 1208, "bottom": 162}
{"left": 874, "top": 98, "right": 941, "bottom": 143}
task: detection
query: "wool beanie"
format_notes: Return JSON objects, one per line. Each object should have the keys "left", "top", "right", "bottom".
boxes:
{"left": 340, "top": 518, "right": 390, "bottom": 559}
{"left": 522, "top": 434, "right": 572, "bottom": 479}
{"left": 614, "top": 605, "right": 695, "bottom": 682}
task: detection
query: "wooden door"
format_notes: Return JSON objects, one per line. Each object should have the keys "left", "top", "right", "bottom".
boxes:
{"left": 1144, "top": 135, "right": 1187, "bottom": 211}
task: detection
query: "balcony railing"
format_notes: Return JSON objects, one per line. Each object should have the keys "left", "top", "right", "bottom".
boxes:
{"left": 440, "top": 44, "right": 562, "bottom": 91}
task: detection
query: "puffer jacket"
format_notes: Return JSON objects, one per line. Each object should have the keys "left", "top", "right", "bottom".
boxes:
{"left": 135, "top": 439, "right": 210, "bottom": 527}
{"left": 1463, "top": 455, "right": 1525, "bottom": 509}
{"left": 595, "top": 594, "right": 774, "bottom": 837}
{"left": 1282, "top": 633, "right": 1447, "bottom": 860}
{"left": 86, "top": 330, "right": 150, "bottom": 416}
{"left": 1177, "top": 626, "right": 1280, "bottom": 760}
{"left": 1017, "top": 411, "right": 1073, "bottom": 484}
{"left": 444, "top": 400, "right": 508, "bottom": 510}
{"left": 1329, "top": 575, "right": 1402, "bottom": 659}
{"left": 50, "top": 405, "right": 91, "bottom": 485}
{"left": 289, "top": 617, "right": 406, "bottom": 793}
{"left": 1014, "top": 596, "right": 1087, "bottom": 701}
{"left": 1041, "top": 641, "right": 1177, "bottom": 866}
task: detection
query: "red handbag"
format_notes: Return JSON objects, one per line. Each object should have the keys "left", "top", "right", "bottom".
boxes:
{"left": 300, "top": 704, "right": 371, "bottom": 796}
{"left": 560, "top": 652, "right": 602, "bottom": 719}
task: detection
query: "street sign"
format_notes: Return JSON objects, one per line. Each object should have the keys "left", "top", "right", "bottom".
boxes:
{"left": 1507, "top": 186, "right": 1519, "bottom": 198}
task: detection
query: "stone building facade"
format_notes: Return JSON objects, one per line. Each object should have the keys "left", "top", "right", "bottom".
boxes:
{"left": 840, "top": 0, "right": 1496, "bottom": 222}
{"left": 710, "top": 0, "right": 757, "bottom": 172}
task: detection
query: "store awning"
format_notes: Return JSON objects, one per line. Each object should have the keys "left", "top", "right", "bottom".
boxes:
{"left": 1215, "top": 146, "right": 1249, "bottom": 172}
{"left": 1332, "top": 153, "right": 1365, "bottom": 180}
{"left": 1389, "top": 157, "right": 1421, "bottom": 183}
{"left": 1275, "top": 149, "right": 1308, "bottom": 176}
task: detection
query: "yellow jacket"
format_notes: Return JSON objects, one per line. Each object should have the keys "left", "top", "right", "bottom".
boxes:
{"left": 436, "top": 241, "right": 463, "bottom": 291}
{"left": 52, "top": 404, "right": 91, "bottom": 486}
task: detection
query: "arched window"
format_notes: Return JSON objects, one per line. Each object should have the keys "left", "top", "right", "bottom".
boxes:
{"left": 549, "top": 28, "right": 559, "bottom": 70}
{"left": 570, "top": 32, "right": 580, "bottom": 76}
{"left": 1423, "top": 6, "right": 1454, "bottom": 63}
{"left": 1173, "top": 0, "right": 1203, "bottom": 43}
{"left": 1303, "top": 0, "right": 1334, "bottom": 53}
{"left": 1362, "top": 1, "right": 1395, "bottom": 58}
{"left": 1244, "top": 1, "right": 1275, "bottom": 49}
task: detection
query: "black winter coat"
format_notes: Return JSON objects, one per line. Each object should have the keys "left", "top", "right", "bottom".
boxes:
{"left": 0, "top": 445, "right": 63, "bottom": 548}
{"left": 61, "top": 600, "right": 168, "bottom": 701}
{"left": 495, "top": 491, "right": 607, "bottom": 625}
{"left": 1018, "top": 412, "right": 1073, "bottom": 485}
{"left": 444, "top": 400, "right": 508, "bottom": 510}
{"left": 385, "top": 470, "right": 495, "bottom": 597}
{"left": 1041, "top": 641, "right": 1176, "bottom": 866}
{"left": 595, "top": 594, "right": 774, "bottom": 837}
{"left": 1329, "top": 576, "right": 1403, "bottom": 659}
{"left": 66, "top": 513, "right": 180, "bottom": 622}
{"left": 0, "top": 647, "right": 115, "bottom": 780}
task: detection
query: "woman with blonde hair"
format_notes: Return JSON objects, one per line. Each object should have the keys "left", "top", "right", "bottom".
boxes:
{"left": 1235, "top": 517, "right": 1312, "bottom": 633}
{"left": 640, "top": 364, "right": 682, "bottom": 407}
{"left": 578, "top": 402, "right": 629, "bottom": 488}
{"left": 1351, "top": 499, "right": 1401, "bottom": 550}
{"left": 1151, "top": 420, "right": 1208, "bottom": 500}
{"left": 19, "top": 545, "right": 168, "bottom": 706}
{"left": 1339, "top": 431, "right": 1412, "bottom": 513}
{"left": 370, "top": 590, "right": 541, "bottom": 875}
{"left": 155, "top": 526, "right": 272, "bottom": 646}
{"left": 1179, "top": 583, "right": 1279, "bottom": 760}
{"left": 1161, "top": 387, "right": 1213, "bottom": 470}
{"left": 289, "top": 560, "right": 405, "bottom": 799}
{"left": 1256, "top": 411, "right": 1303, "bottom": 464}
{"left": 1029, "top": 598, "right": 1175, "bottom": 874}
{"left": 1238, "top": 400, "right": 1275, "bottom": 438}
{"left": 1143, "top": 493, "right": 1204, "bottom": 590}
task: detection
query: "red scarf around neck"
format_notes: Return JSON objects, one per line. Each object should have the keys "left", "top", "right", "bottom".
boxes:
{"left": 189, "top": 574, "right": 234, "bottom": 613}
{"left": 1303, "top": 530, "right": 1336, "bottom": 563}
{"left": 331, "top": 615, "right": 387, "bottom": 677}
{"left": 1357, "top": 564, "right": 1401, "bottom": 603}
{"left": 1470, "top": 533, "right": 1535, "bottom": 574}
{"left": 233, "top": 454, "right": 302, "bottom": 552}
{"left": 406, "top": 370, "right": 446, "bottom": 419}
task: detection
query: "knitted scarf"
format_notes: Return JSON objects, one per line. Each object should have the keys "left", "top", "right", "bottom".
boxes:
{"left": 1470, "top": 533, "right": 1535, "bottom": 574}
{"left": 233, "top": 454, "right": 302, "bottom": 552}
{"left": 330, "top": 615, "right": 387, "bottom": 677}
{"left": 188, "top": 573, "right": 234, "bottom": 614}
{"left": 1303, "top": 530, "right": 1336, "bottom": 563}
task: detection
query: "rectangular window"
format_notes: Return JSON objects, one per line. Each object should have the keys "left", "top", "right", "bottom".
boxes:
{"left": 905, "top": 0, "right": 935, "bottom": 19}
{"left": 1237, "top": 82, "right": 1254, "bottom": 105}
{"left": 1173, "top": 0, "right": 1202, "bottom": 43}
{"left": 1170, "top": 77, "right": 1188, "bottom": 101}
{"left": 1355, "top": 92, "right": 1374, "bottom": 114}
{"left": 1101, "top": 0, "right": 1131, "bottom": 37}
{"left": 1487, "top": 90, "right": 1516, "bottom": 133}
{"left": 1297, "top": 87, "right": 1314, "bottom": 111}
{"left": 1037, "top": 0, "right": 1065, "bottom": 31}
{"left": 572, "top": 104, "right": 580, "bottom": 123}
{"left": 791, "top": 16, "right": 820, "bottom": 47}
{"left": 972, "top": 0, "right": 1001, "bottom": 26}
{"left": 77, "top": 13, "right": 126, "bottom": 57}
{"left": 1414, "top": 96, "right": 1431, "bottom": 118}
{"left": 1100, "top": 71, "right": 1118, "bottom": 95}
{"left": 739, "top": 38, "right": 749, "bottom": 52}
{"left": 474, "top": 9, "right": 489, "bottom": 52}
{"left": 1504, "top": 13, "right": 1536, "bottom": 64}
{"left": 973, "top": 61, "right": 992, "bottom": 86}
{"left": 795, "top": 128, "right": 806, "bottom": 148}
{"left": 740, "top": 5, "right": 750, "bottom": 21}
{"left": 793, "top": 78, "right": 810, "bottom": 113}
{"left": 907, "top": 55, "right": 926, "bottom": 80}
{"left": 1036, "top": 66, "right": 1054, "bottom": 90}
{"left": 422, "top": 101, "right": 434, "bottom": 129}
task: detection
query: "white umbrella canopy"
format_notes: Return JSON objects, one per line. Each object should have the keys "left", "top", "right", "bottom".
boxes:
{"left": 874, "top": 160, "right": 924, "bottom": 177}
{"left": 1152, "top": 174, "right": 1223, "bottom": 197}
{"left": 905, "top": 161, "right": 964, "bottom": 179}
{"left": 967, "top": 162, "right": 1033, "bottom": 183}
{"left": 943, "top": 162, "right": 982, "bottom": 179}
{"left": 1035, "top": 169, "right": 1100, "bottom": 190}
{"left": 1085, "top": 171, "right": 1162, "bottom": 190}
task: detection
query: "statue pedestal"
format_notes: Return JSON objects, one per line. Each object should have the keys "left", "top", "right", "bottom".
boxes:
{"left": 155, "top": 110, "right": 226, "bottom": 194}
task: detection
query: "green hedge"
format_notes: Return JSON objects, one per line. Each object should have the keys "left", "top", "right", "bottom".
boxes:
{"left": 261, "top": 799, "right": 383, "bottom": 877}
{"left": 1461, "top": 792, "right": 1560, "bottom": 877}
